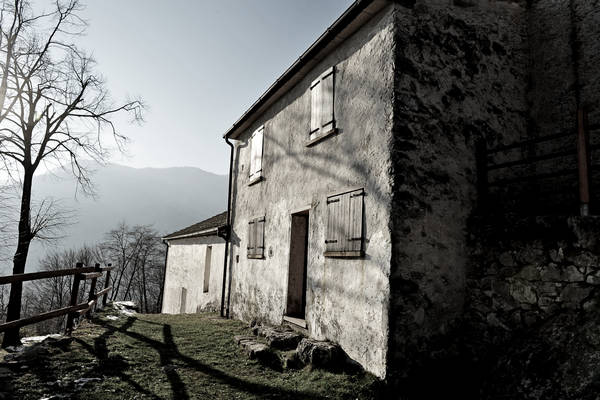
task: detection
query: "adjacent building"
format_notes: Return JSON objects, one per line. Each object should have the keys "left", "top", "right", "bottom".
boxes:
{"left": 161, "top": 212, "right": 227, "bottom": 314}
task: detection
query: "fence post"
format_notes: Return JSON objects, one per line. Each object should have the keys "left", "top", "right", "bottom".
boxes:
{"left": 86, "top": 263, "right": 100, "bottom": 319}
{"left": 102, "top": 263, "right": 112, "bottom": 308}
{"left": 577, "top": 109, "right": 591, "bottom": 216}
{"left": 65, "top": 262, "right": 83, "bottom": 335}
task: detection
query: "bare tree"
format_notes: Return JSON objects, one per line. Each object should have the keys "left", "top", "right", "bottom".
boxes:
{"left": 0, "top": 0, "right": 143, "bottom": 347}
{"left": 99, "top": 222, "right": 164, "bottom": 313}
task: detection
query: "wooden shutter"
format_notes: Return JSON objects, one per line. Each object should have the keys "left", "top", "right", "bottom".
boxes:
{"left": 310, "top": 78, "right": 321, "bottom": 136}
{"left": 256, "top": 217, "right": 265, "bottom": 258}
{"left": 249, "top": 126, "right": 264, "bottom": 181}
{"left": 348, "top": 189, "right": 364, "bottom": 252}
{"left": 325, "top": 193, "right": 342, "bottom": 253}
{"left": 320, "top": 67, "right": 334, "bottom": 133}
{"left": 325, "top": 188, "right": 364, "bottom": 256}
{"left": 247, "top": 219, "right": 256, "bottom": 257}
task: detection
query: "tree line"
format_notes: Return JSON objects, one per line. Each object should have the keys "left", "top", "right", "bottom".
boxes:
{"left": 0, "top": 222, "right": 166, "bottom": 336}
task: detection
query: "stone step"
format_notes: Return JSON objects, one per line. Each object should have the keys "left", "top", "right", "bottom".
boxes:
{"left": 233, "top": 335, "right": 280, "bottom": 369}
{"left": 297, "top": 338, "right": 344, "bottom": 369}
{"left": 255, "top": 325, "right": 304, "bottom": 350}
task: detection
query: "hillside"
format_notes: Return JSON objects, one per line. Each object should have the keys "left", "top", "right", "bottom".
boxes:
{"left": 0, "top": 164, "right": 227, "bottom": 274}
{"left": 0, "top": 309, "right": 379, "bottom": 399}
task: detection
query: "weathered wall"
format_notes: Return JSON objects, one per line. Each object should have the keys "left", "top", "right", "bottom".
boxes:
{"left": 162, "top": 236, "right": 225, "bottom": 314}
{"left": 494, "top": 0, "right": 600, "bottom": 214}
{"left": 388, "top": 0, "right": 529, "bottom": 386}
{"left": 227, "top": 5, "right": 396, "bottom": 378}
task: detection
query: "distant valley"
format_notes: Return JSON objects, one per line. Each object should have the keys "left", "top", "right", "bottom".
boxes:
{"left": 0, "top": 164, "right": 227, "bottom": 274}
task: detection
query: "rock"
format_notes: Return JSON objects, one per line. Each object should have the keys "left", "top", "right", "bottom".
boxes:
{"left": 516, "top": 265, "right": 540, "bottom": 281}
{"left": 539, "top": 264, "right": 561, "bottom": 281}
{"left": 257, "top": 326, "right": 304, "bottom": 350}
{"left": 586, "top": 271, "right": 600, "bottom": 285}
{"left": 235, "top": 335, "right": 279, "bottom": 368}
{"left": 499, "top": 251, "right": 516, "bottom": 267}
{"left": 560, "top": 284, "right": 593, "bottom": 308}
{"left": 113, "top": 301, "right": 138, "bottom": 316}
{"left": 562, "top": 265, "right": 585, "bottom": 282}
{"left": 297, "top": 338, "right": 344, "bottom": 369}
{"left": 516, "top": 245, "right": 544, "bottom": 265}
{"left": 233, "top": 335, "right": 256, "bottom": 345}
{"left": 279, "top": 350, "right": 302, "bottom": 369}
{"left": 549, "top": 248, "right": 564, "bottom": 263}
{"left": 509, "top": 280, "right": 537, "bottom": 304}
{"left": 74, "top": 377, "right": 102, "bottom": 388}
{"left": 570, "top": 252, "right": 597, "bottom": 270}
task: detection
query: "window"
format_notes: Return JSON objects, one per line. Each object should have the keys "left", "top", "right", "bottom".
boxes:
{"left": 247, "top": 216, "right": 265, "bottom": 259}
{"left": 203, "top": 246, "right": 212, "bottom": 293}
{"left": 249, "top": 126, "right": 264, "bottom": 184}
{"left": 308, "top": 66, "right": 336, "bottom": 146}
{"left": 325, "top": 188, "right": 364, "bottom": 257}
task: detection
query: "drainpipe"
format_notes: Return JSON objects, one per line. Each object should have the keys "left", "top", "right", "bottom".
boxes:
{"left": 159, "top": 240, "right": 169, "bottom": 313}
{"left": 220, "top": 137, "right": 235, "bottom": 317}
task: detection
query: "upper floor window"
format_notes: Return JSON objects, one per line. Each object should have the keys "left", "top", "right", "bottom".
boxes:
{"left": 249, "top": 125, "right": 264, "bottom": 185}
{"left": 308, "top": 66, "right": 336, "bottom": 146}
{"left": 324, "top": 188, "right": 364, "bottom": 258}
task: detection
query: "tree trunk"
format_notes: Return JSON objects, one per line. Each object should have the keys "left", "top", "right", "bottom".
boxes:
{"left": 2, "top": 169, "right": 34, "bottom": 348}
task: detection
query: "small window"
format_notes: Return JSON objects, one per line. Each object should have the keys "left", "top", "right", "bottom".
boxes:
{"left": 247, "top": 216, "right": 265, "bottom": 259}
{"left": 325, "top": 188, "right": 364, "bottom": 257}
{"left": 203, "top": 246, "right": 212, "bottom": 293}
{"left": 249, "top": 126, "right": 264, "bottom": 184}
{"left": 308, "top": 66, "right": 336, "bottom": 146}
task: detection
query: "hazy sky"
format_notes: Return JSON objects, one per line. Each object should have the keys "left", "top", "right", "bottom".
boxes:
{"left": 76, "top": 0, "right": 354, "bottom": 175}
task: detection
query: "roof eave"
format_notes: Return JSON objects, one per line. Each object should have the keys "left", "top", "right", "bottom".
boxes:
{"left": 162, "top": 226, "right": 225, "bottom": 242}
{"left": 223, "top": 0, "right": 389, "bottom": 140}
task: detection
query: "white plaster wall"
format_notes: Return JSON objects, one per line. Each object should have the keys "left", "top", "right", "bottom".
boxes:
{"left": 227, "top": 5, "right": 395, "bottom": 378}
{"left": 162, "top": 236, "right": 225, "bottom": 314}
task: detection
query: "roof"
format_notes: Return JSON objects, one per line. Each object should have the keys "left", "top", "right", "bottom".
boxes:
{"left": 163, "top": 211, "right": 228, "bottom": 241}
{"left": 224, "top": 0, "right": 388, "bottom": 140}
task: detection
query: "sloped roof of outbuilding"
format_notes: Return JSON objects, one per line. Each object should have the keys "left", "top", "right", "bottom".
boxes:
{"left": 223, "top": 0, "right": 388, "bottom": 140}
{"left": 163, "top": 211, "right": 227, "bottom": 241}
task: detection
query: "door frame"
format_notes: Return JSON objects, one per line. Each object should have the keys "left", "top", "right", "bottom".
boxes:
{"left": 284, "top": 205, "right": 311, "bottom": 325}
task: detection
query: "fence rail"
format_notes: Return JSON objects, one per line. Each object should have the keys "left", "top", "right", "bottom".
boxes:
{"left": 0, "top": 262, "right": 114, "bottom": 336}
{"left": 478, "top": 109, "right": 596, "bottom": 215}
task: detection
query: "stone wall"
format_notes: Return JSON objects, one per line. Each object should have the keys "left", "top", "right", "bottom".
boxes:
{"left": 467, "top": 216, "right": 600, "bottom": 335}
{"left": 387, "top": 0, "right": 529, "bottom": 384}
{"left": 162, "top": 236, "right": 225, "bottom": 314}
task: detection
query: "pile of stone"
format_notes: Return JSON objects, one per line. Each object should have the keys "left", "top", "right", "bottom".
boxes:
{"left": 234, "top": 323, "right": 348, "bottom": 371}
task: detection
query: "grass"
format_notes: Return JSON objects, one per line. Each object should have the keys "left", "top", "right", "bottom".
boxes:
{"left": 3, "top": 310, "right": 381, "bottom": 399}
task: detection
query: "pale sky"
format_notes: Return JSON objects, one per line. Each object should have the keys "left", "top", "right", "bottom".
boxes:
{"left": 76, "top": 0, "right": 354, "bottom": 175}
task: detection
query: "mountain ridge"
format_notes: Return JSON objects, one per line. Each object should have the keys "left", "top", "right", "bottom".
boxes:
{"left": 0, "top": 163, "right": 228, "bottom": 273}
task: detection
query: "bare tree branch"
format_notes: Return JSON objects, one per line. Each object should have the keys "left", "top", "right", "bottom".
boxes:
{"left": 0, "top": 0, "right": 144, "bottom": 347}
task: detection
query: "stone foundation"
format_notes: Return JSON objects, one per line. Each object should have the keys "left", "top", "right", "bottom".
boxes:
{"left": 467, "top": 216, "right": 600, "bottom": 334}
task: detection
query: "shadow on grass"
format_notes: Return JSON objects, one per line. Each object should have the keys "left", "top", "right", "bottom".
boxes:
{"left": 74, "top": 317, "right": 162, "bottom": 399}
{"left": 78, "top": 316, "right": 330, "bottom": 400}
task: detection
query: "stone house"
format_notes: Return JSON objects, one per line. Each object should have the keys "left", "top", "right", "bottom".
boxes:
{"left": 217, "top": 0, "right": 600, "bottom": 385}
{"left": 161, "top": 212, "right": 227, "bottom": 314}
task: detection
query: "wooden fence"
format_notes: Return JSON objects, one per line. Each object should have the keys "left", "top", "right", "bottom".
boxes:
{"left": 478, "top": 109, "right": 599, "bottom": 215}
{"left": 0, "top": 262, "right": 114, "bottom": 335}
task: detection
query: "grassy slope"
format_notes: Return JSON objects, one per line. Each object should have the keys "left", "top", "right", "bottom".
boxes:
{"left": 6, "top": 312, "right": 380, "bottom": 399}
